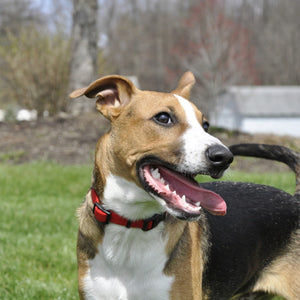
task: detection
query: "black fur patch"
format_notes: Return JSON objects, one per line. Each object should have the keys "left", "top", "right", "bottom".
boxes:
{"left": 201, "top": 181, "right": 299, "bottom": 299}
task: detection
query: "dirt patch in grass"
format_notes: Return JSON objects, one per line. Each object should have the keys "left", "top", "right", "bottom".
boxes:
{"left": 1, "top": 112, "right": 300, "bottom": 173}
{"left": 0, "top": 112, "right": 108, "bottom": 165}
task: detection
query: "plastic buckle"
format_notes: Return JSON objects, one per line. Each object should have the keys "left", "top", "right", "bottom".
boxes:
{"left": 142, "top": 213, "right": 165, "bottom": 231}
{"left": 93, "top": 202, "right": 111, "bottom": 225}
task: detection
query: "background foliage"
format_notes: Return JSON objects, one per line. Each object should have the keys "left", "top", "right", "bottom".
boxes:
{"left": 0, "top": 0, "right": 300, "bottom": 116}
{"left": 0, "top": 27, "right": 70, "bottom": 117}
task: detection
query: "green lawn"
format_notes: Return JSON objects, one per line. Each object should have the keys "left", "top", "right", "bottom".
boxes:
{"left": 197, "top": 169, "right": 296, "bottom": 195}
{"left": 0, "top": 163, "right": 294, "bottom": 299}
{"left": 0, "top": 163, "right": 92, "bottom": 299}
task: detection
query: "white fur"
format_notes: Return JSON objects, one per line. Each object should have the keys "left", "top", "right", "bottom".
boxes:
{"left": 174, "top": 94, "right": 225, "bottom": 174}
{"left": 84, "top": 225, "right": 173, "bottom": 300}
{"left": 102, "top": 174, "right": 165, "bottom": 220}
{"left": 83, "top": 175, "right": 173, "bottom": 300}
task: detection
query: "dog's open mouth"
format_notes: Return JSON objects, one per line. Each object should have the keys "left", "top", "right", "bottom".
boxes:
{"left": 139, "top": 162, "right": 226, "bottom": 218}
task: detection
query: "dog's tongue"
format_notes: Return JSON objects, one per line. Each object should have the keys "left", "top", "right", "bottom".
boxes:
{"left": 144, "top": 165, "right": 226, "bottom": 216}
{"left": 159, "top": 167, "right": 226, "bottom": 216}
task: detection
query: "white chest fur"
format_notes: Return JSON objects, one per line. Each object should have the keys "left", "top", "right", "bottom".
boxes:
{"left": 83, "top": 223, "right": 173, "bottom": 300}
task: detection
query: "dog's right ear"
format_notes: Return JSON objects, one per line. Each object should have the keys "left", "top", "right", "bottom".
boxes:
{"left": 69, "top": 75, "right": 136, "bottom": 120}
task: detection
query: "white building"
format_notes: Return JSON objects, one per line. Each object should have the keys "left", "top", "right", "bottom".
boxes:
{"left": 211, "top": 86, "right": 300, "bottom": 137}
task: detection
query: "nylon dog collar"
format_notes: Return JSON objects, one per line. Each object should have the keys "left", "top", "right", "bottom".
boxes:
{"left": 91, "top": 189, "right": 166, "bottom": 231}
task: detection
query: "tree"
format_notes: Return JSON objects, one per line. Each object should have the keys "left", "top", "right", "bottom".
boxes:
{"left": 254, "top": 0, "right": 300, "bottom": 85}
{"left": 68, "top": 0, "right": 98, "bottom": 115}
{"left": 234, "top": 0, "right": 300, "bottom": 86}
{"left": 169, "top": 0, "right": 257, "bottom": 116}
{"left": 0, "top": 0, "right": 43, "bottom": 36}
{"left": 100, "top": 0, "right": 192, "bottom": 92}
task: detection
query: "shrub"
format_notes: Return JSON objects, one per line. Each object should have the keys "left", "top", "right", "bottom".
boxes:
{"left": 0, "top": 26, "right": 70, "bottom": 118}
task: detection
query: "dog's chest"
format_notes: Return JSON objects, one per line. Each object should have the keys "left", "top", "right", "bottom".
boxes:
{"left": 83, "top": 224, "right": 173, "bottom": 300}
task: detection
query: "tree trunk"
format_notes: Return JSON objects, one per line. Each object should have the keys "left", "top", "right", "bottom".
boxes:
{"left": 68, "top": 0, "right": 98, "bottom": 115}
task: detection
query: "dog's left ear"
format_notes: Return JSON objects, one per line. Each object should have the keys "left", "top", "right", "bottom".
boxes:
{"left": 69, "top": 75, "right": 136, "bottom": 120}
{"left": 172, "top": 71, "right": 196, "bottom": 99}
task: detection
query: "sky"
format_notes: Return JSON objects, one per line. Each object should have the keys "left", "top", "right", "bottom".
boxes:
{"left": 30, "top": 0, "right": 72, "bottom": 32}
{"left": 31, "top": 0, "right": 54, "bottom": 14}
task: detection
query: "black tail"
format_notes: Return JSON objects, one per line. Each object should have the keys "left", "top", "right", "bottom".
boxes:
{"left": 229, "top": 143, "right": 300, "bottom": 195}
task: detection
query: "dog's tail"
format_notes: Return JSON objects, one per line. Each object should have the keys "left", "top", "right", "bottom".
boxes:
{"left": 229, "top": 143, "right": 300, "bottom": 196}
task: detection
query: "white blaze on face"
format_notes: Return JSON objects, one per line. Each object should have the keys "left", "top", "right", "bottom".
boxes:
{"left": 174, "top": 94, "right": 225, "bottom": 174}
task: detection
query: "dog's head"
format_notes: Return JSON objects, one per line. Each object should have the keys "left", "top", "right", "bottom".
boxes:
{"left": 70, "top": 72, "right": 233, "bottom": 220}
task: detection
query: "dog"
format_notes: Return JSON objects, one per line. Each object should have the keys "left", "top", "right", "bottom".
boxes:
{"left": 70, "top": 72, "right": 300, "bottom": 299}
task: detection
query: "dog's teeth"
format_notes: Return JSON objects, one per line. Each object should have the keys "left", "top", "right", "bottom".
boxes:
{"left": 195, "top": 202, "right": 201, "bottom": 207}
{"left": 165, "top": 184, "right": 170, "bottom": 190}
{"left": 151, "top": 168, "right": 161, "bottom": 180}
{"left": 182, "top": 195, "right": 186, "bottom": 202}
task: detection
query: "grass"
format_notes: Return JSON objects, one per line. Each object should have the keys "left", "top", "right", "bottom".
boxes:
{"left": 0, "top": 163, "right": 92, "bottom": 299}
{"left": 197, "top": 169, "right": 296, "bottom": 195}
{"left": 0, "top": 163, "right": 295, "bottom": 299}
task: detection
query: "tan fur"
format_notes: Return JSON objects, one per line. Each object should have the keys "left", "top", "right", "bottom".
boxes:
{"left": 164, "top": 221, "right": 204, "bottom": 299}
{"left": 253, "top": 230, "right": 300, "bottom": 300}
{"left": 104, "top": 91, "right": 189, "bottom": 184}
{"left": 77, "top": 191, "right": 104, "bottom": 298}
{"left": 160, "top": 214, "right": 211, "bottom": 300}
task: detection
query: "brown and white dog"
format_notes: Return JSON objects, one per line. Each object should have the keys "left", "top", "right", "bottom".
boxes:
{"left": 70, "top": 72, "right": 300, "bottom": 300}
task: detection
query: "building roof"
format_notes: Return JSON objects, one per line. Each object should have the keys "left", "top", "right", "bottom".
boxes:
{"left": 226, "top": 86, "right": 300, "bottom": 117}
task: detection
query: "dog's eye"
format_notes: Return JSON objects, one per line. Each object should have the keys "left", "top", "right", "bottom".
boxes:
{"left": 203, "top": 121, "right": 210, "bottom": 132}
{"left": 153, "top": 112, "right": 174, "bottom": 126}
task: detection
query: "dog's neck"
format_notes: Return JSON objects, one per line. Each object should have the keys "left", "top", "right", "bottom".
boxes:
{"left": 91, "top": 188, "right": 166, "bottom": 231}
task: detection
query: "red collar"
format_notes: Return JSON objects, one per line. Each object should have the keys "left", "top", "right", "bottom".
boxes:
{"left": 91, "top": 189, "right": 166, "bottom": 231}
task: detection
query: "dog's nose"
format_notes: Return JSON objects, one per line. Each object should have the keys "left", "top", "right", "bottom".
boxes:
{"left": 206, "top": 145, "right": 233, "bottom": 169}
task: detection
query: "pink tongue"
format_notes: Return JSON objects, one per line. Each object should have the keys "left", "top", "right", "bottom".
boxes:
{"left": 156, "top": 166, "right": 226, "bottom": 216}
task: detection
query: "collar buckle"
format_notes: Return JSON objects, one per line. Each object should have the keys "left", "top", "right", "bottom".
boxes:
{"left": 93, "top": 201, "right": 111, "bottom": 225}
{"left": 142, "top": 213, "right": 166, "bottom": 231}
